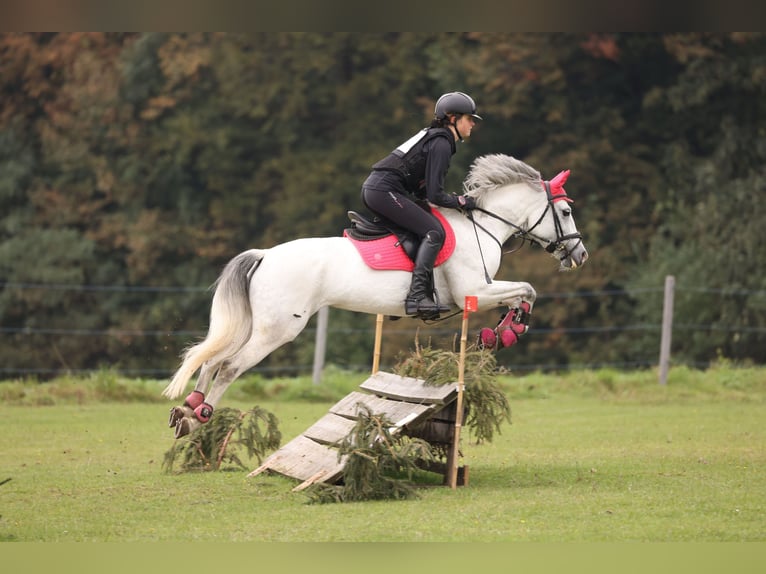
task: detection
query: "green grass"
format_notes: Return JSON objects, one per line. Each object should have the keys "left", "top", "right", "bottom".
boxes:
{"left": 0, "top": 366, "right": 764, "bottom": 542}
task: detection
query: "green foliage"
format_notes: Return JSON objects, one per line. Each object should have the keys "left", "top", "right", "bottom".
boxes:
{"left": 1, "top": 33, "right": 764, "bottom": 378}
{"left": 0, "top": 369, "right": 165, "bottom": 405}
{"left": 394, "top": 339, "right": 511, "bottom": 444}
{"left": 305, "top": 404, "right": 434, "bottom": 503}
{"left": 163, "top": 405, "right": 281, "bottom": 473}
{"left": 0, "top": 123, "right": 34, "bottom": 207}
{"left": 231, "top": 365, "right": 364, "bottom": 403}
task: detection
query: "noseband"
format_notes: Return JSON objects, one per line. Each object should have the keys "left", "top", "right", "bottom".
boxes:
{"left": 536, "top": 181, "right": 583, "bottom": 258}
{"left": 467, "top": 180, "right": 583, "bottom": 267}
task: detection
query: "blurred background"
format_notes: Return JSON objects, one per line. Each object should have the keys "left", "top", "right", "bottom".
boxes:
{"left": 1, "top": 32, "right": 764, "bottom": 379}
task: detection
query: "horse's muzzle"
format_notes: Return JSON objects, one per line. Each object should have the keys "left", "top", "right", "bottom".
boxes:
{"left": 560, "top": 244, "right": 588, "bottom": 270}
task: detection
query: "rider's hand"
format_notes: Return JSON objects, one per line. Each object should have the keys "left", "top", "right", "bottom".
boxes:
{"left": 457, "top": 195, "right": 476, "bottom": 210}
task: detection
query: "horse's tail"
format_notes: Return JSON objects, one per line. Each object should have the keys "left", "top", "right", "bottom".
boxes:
{"left": 162, "top": 249, "right": 265, "bottom": 399}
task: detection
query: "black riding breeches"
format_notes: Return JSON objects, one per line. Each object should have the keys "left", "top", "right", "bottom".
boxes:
{"left": 361, "top": 172, "right": 445, "bottom": 246}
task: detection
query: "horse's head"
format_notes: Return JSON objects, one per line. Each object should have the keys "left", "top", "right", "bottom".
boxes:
{"left": 535, "top": 170, "right": 588, "bottom": 270}
{"left": 463, "top": 154, "right": 588, "bottom": 270}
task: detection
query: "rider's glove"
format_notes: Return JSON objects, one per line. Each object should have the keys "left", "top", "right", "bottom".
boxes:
{"left": 457, "top": 195, "right": 476, "bottom": 211}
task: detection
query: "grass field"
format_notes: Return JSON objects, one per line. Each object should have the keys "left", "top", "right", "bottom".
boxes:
{"left": 0, "top": 365, "right": 764, "bottom": 543}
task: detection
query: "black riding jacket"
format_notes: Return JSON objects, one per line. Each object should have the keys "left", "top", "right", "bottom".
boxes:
{"left": 371, "top": 127, "right": 461, "bottom": 209}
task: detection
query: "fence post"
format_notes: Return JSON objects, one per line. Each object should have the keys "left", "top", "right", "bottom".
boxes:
{"left": 371, "top": 314, "right": 384, "bottom": 374}
{"left": 658, "top": 275, "right": 675, "bottom": 385}
{"left": 312, "top": 306, "right": 329, "bottom": 385}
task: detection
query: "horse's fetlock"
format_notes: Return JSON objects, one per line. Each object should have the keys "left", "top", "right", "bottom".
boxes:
{"left": 193, "top": 402, "right": 214, "bottom": 423}
{"left": 184, "top": 390, "right": 205, "bottom": 409}
{"left": 512, "top": 301, "right": 532, "bottom": 331}
{"left": 478, "top": 302, "right": 533, "bottom": 351}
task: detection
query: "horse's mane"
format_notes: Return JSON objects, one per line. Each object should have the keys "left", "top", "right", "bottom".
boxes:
{"left": 463, "top": 154, "right": 541, "bottom": 197}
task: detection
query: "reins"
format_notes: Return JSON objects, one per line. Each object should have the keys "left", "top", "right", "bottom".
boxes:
{"left": 426, "top": 179, "right": 584, "bottom": 325}
{"left": 465, "top": 180, "right": 583, "bottom": 284}
{"left": 469, "top": 210, "right": 494, "bottom": 285}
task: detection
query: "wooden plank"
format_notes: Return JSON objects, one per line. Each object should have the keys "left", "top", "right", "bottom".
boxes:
{"left": 359, "top": 371, "right": 458, "bottom": 404}
{"left": 292, "top": 470, "right": 329, "bottom": 492}
{"left": 303, "top": 413, "right": 357, "bottom": 445}
{"left": 330, "top": 391, "right": 435, "bottom": 425}
{"left": 248, "top": 435, "right": 345, "bottom": 483}
{"left": 251, "top": 371, "right": 463, "bottom": 488}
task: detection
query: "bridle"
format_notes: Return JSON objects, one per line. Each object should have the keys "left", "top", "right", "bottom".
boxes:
{"left": 466, "top": 180, "right": 583, "bottom": 283}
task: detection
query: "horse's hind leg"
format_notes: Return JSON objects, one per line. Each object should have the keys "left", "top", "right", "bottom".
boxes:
{"left": 172, "top": 315, "right": 313, "bottom": 437}
{"left": 171, "top": 358, "right": 257, "bottom": 438}
{"left": 168, "top": 360, "right": 220, "bottom": 434}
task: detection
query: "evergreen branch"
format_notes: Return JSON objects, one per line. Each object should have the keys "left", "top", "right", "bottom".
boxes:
{"left": 163, "top": 406, "right": 281, "bottom": 473}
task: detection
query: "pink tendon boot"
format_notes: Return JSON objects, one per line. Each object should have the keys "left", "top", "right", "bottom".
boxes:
{"left": 193, "top": 402, "right": 214, "bottom": 423}
{"left": 184, "top": 390, "right": 205, "bottom": 409}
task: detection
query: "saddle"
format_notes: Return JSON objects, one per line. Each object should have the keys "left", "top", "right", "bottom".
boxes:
{"left": 343, "top": 209, "right": 456, "bottom": 271}
{"left": 346, "top": 211, "right": 420, "bottom": 260}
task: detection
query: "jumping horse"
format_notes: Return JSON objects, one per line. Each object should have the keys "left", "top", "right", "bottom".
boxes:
{"left": 163, "top": 154, "right": 588, "bottom": 437}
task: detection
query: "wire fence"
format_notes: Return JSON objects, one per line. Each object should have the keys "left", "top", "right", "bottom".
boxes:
{"left": 1, "top": 281, "right": 765, "bottom": 377}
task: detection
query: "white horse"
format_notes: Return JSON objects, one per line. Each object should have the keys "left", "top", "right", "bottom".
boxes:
{"left": 163, "top": 154, "right": 588, "bottom": 437}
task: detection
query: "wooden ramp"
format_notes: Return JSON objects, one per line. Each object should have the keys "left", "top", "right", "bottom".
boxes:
{"left": 247, "top": 371, "right": 459, "bottom": 490}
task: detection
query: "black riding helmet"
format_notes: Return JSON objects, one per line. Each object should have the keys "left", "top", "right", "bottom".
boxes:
{"left": 434, "top": 92, "right": 482, "bottom": 121}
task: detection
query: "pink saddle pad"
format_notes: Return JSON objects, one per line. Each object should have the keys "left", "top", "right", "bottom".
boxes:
{"left": 344, "top": 209, "right": 456, "bottom": 271}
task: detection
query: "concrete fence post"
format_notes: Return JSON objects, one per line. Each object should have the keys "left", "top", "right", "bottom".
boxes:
{"left": 658, "top": 275, "right": 675, "bottom": 385}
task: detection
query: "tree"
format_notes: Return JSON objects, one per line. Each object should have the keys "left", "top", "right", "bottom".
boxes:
{"left": 1, "top": 33, "right": 763, "bottom": 378}
{"left": 624, "top": 33, "right": 766, "bottom": 364}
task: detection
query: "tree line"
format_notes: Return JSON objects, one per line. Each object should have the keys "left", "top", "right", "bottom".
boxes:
{"left": 1, "top": 32, "right": 764, "bottom": 378}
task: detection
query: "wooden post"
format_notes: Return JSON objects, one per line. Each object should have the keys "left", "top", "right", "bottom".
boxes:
{"left": 371, "top": 313, "right": 384, "bottom": 374}
{"left": 658, "top": 275, "right": 675, "bottom": 386}
{"left": 447, "top": 296, "right": 477, "bottom": 489}
{"left": 312, "top": 306, "right": 329, "bottom": 386}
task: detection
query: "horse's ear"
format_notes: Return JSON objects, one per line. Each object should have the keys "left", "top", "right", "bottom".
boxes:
{"left": 550, "top": 170, "right": 570, "bottom": 187}
{"left": 547, "top": 169, "right": 573, "bottom": 203}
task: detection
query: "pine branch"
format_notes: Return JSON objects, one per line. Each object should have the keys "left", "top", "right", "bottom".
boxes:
{"left": 163, "top": 406, "right": 281, "bottom": 473}
{"left": 305, "top": 405, "right": 434, "bottom": 504}
{"left": 393, "top": 343, "right": 511, "bottom": 444}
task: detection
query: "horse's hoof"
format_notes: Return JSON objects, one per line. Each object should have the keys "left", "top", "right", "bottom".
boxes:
{"left": 174, "top": 417, "right": 191, "bottom": 439}
{"left": 478, "top": 327, "right": 497, "bottom": 350}
{"left": 498, "top": 328, "right": 519, "bottom": 348}
{"left": 168, "top": 406, "right": 185, "bottom": 428}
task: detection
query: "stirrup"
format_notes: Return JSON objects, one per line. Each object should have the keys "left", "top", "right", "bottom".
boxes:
{"left": 405, "top": 296, "right": 449, "bottom": 319}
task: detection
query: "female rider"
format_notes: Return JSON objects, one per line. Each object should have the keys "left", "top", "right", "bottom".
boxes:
{"left": 361, "top": 91, "right": 481, "bottom": 319}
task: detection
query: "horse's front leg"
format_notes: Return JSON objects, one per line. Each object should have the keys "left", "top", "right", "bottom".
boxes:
{"left": 467, "top": 280, "right": 537, "bottom": 350}
{"left": 468, "top": 279, "right": 536, "bottom": 311}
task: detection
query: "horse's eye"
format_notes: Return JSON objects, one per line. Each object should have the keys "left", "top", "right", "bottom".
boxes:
{"left": 562, "top": 208, "right": 572, "bottom": 217}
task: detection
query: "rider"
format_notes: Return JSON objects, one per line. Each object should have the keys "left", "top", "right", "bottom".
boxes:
{"left": 361, "top": 91, "right": 481, "bottom": 319}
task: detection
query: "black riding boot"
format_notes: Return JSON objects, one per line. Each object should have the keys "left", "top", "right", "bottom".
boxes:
{"left": 404, "top": 233, "right": 450, "bottom": 319}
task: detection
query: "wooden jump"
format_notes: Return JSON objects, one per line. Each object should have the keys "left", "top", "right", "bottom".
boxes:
{"left": 247, "top": 370, "right": 466, "bottom": 490}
